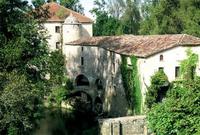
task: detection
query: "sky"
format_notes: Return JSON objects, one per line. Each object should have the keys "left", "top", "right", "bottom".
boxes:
{"left": 27, "top": 0, "right": 95, "bottom": 19}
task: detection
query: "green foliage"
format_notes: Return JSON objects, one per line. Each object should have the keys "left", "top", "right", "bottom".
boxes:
{"left": 32, "top": 0, "right": 45, "bottom": 8}
{"left": 140, "top": 0, "right": 200, "bottom": 37}
{"left": 147, "top": 51, "right": 200, "bottom": 134}
{"left": 0, "top": 72, "right": 43, "bottom": 134}
{"left": 0, "top": 0, "right": 64, "bottom": 134}
{"left": 121, "top": 55, "right": 142, "bottom": 114}
{"left": 91, "top": 0, "right": 123, "bottom": 36}
{"left": 48, "top": 86, "right": 68, "bottom": 106}
{"left": 47, "top": 50, "right": 66, "bottom": 85}
{"left": 180, "top": 49, "right": 198, "bottom": 80}
{"left": 65, "top": 78, "right": 74, "bottom": 90}
{"left": 145, "top": 70, "right": 170, "bottom": 108}
{"left": 91, "top": 0, "right": 141, "bottom": 36}
{"left": 59, "top": 0, "right": 84, "bottom": 14}
{"left": 148, "top": 78, "right": 200, "bottom": 135}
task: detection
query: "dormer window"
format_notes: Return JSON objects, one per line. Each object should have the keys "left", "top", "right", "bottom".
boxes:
{"left": 160, "top": 55, "right": 163, "bottom": 61}
{"left": 55, "top": 26, "right": 60, "bottom": 33}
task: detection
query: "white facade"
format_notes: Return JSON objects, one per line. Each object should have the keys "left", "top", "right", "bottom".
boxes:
{"left": 43, "top": 16, "right": 93, "bottom": 51}
{"left": 63, "top": 45, "right": 128, "bottom": 116}
{"left": 137, "top": 46, "right": 200, "bottom": 104}
{"left": 43, "top": 22, "right": 62, "bottom": 51}
{"left": 63, "top": 43, "right": 200, "bottom": 113}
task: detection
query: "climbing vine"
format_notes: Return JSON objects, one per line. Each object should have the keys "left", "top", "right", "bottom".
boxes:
{"left": 121, "top": 55, "right": 142, "bottom": 114}
{"left": 180, "top": 49, "right": 198, "bottom": 80}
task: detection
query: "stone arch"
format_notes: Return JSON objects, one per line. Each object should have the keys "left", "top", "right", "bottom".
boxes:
{"left": 94, "top": 97, "right": 103, "bottom": 115}
{"left": 95, "top": 79, "right": 103, "bottom": 90}
{"left": 68, "top": 91, "right": 93, "bottom": 111}
{"left": 75, "top": 74, "right": 89, "bottom": 86}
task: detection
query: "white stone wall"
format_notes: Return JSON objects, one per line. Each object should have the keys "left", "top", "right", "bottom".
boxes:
{"left": 63, "top": 45, "right": 128, "bottom": 116}
{"left": 81, "top": 23, "right": 93, "bottom": 37}
{"left": 62, "top": 24, "right": 81, "bottom": 44}
{"left": 138, "top": 46, "right": 200, "bottom": 104}
{"left": 43, "top": 22, "right": 62, "bottom": 51}
{"left": 43, "top": 22, "right": 93, "bottom": 51}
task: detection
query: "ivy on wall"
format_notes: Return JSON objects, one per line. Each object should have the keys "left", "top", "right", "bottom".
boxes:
{"left": 121, "top": 55, "right": 142, "bottom": 114}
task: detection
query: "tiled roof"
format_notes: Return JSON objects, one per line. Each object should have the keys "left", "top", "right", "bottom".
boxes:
{"left": 40, "top": 2, "right": 93, "bottom": 23}
{"left": 68, "top": 34, "right": 200, "bottom": 57}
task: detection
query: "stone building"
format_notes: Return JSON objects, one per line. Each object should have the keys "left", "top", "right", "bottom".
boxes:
{"left": 40, "top": 2, "right": 93, "bottom": 51}
{"left": 64, "top": 34, "right": 200, "bottom": 116}
{"left": 40, "top": 3, "right": 200, "bottom": 117}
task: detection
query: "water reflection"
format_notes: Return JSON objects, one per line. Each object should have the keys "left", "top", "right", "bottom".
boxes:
{"left": 33, "top": 108, "right": 98, "bottom": 135}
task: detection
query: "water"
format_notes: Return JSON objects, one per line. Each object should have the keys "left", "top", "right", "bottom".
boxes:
{"left": 33, "top": 108, "right": 98, "bottom": 135}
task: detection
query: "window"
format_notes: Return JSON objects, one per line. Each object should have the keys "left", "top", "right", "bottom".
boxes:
{"left": 112, "top": 62, "right": 115, "bottom": 73}
{"left": 175, "top": 66, "right": 180, "bottom": 78}
{"left": 158, "top": 67, "right": 164, "bottom": 71}
{"left": 81, "top": 57, "right": 84, "bottom": 65}
{"left": 160, "top": 55, "right": 163, "bottom": 61}
{"left": 55, "top": 26, "right": 60, "bottom": 33}
{"left": 56, "top": 42, "right": 61, "bottom": 49}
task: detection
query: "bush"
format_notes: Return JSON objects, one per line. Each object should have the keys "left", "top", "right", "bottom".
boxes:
{"left": 145, "top": 70, "right": 170, "bottom": 108}
{"left": 48, "top": 86, "right": 68, "bottom": 107}
{"left": 148, "top": 78, "right": 200, "bottom": 135}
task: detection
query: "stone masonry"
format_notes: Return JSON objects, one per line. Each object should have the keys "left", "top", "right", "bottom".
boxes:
{"left": 98, "top": 115, "right": 148, "bottom": 135}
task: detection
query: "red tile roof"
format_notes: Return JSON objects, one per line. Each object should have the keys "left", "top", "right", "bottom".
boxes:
{"left": 68, "top": 34, "right": 200, "bottom": 57}
{"left": 40, "top": 2, "right": 93, "bottom": 23}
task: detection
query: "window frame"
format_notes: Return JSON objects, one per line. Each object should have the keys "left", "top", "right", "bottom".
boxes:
{"left": 55, "top": 26, "right": 61, "bottom": 33}
{"left": 160, "top": 54, "right": 164, "bottom": 61}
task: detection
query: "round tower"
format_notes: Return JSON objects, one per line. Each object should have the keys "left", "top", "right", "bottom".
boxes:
{"left": 62, "top": 13, "right": 81, "bottom": 44}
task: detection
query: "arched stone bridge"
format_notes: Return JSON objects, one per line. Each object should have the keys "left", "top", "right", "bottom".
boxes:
{"left": 67, "top": 74, "right": 104, "bottom": 115}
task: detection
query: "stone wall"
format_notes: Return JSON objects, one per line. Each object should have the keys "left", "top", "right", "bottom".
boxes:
{"left": 63, "top": 45, "right": 128, "bottom": 117}
{"left": 99, "top": 115, "right": 148, "bottom": 135}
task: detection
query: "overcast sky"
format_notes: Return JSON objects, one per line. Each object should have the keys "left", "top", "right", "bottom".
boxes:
{"left": 27, "top": 0, "right": 95, "bottom": 19}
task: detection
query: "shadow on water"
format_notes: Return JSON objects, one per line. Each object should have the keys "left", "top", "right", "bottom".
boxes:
{"left": 33, "top": 108, "right": 98, "bottom": 135}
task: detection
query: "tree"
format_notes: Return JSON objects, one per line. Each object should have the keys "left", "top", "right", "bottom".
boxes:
{"left": 91, "top": 0, "right": 122, "bottom": 36}
{"left": 0, "top": 0, "right": 50, "bottom": 134}
{"left": 120, "top": 0, "right": 141, "bottom": 34}
{"left": 32, "top": 0, "right": 46, "bottom": 8}
{"left": 91, "top": 0, "right": 141, "bottom": 36}
{"left": 140, "top": 0, "right": 200, "bottom": 37}
{"left": 59, "top": 0, "right": 84, "bottom": 14}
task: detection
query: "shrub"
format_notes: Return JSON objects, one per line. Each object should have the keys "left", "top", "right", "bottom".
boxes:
{"left": 145, "top": 70, "right": 170, "bottom": 109}
{"left": 48, "top": 86, "right": 68, "bottom": 107}
{"left": 148, "top": 78, "right": 200, "bottom": 135}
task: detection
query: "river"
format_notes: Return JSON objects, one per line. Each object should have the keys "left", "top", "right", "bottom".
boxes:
{"left": 33, "top": 108, "right": 98, "bottom": 135}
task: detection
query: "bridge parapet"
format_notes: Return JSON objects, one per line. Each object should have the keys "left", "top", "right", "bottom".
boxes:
{"left": 99, "top": 115, "right": 148, "bottom": 135}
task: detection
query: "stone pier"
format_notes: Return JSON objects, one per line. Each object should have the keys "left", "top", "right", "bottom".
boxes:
{"left": 98, "top": 115, "right": 148, "bottom": 135}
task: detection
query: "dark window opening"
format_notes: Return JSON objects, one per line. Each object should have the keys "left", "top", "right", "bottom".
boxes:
{"left": 81, "top": 57, "right": 84, "bottom": 65}
{"left": 55, "top": 26, "right": 60, "bottom": 33}
{"left": 175, "top": 66, "right": 180, "bottom": 78}
{"left": 112, "top": 62, "right": 115, "bottom": 73}
{"left": 160, "top": 55, "right": 163, "bottom": 61}
{"left": 95, "top": 79, "right": 103, "bottom": 90}
{"left": 159, "top": 67, "right": 164, "bottom": 71}
{"left": 56, "top": 42, "right": 61, "bottom": 49}
{"left": 75, "top": 74, "right": 89, "bottom": 86}
{"left": 94, "top": 97, "right": 103, "bottom": 115}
